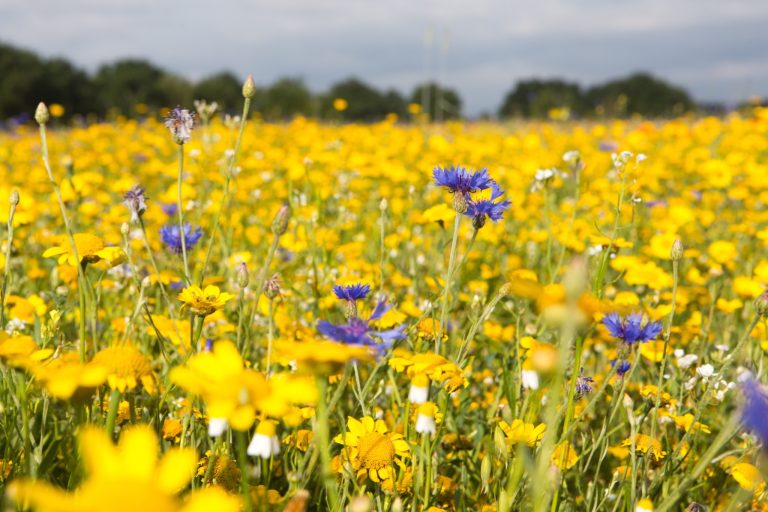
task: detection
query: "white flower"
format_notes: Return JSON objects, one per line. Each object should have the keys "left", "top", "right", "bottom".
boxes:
{"left": 247, "top": 421, "right": 281, "bottom": 458}
{"left": 408, "top": 382, "right": 429, "bottom": 404}
{"left": 676, "top": 353, "right": 698, "bottom": 369}
{"left": 534, "top": 168, "right": 556, "bottom": 182}
{"left": 208, "top": 417, "right": 228, "bottom": 437}
{"left": 415, "top": 403, "right": 438, "bottom": 435}
{"left": 696, "top": 364, "right": 716, "bottom": 378}
{"left": 562, "top": 150, "right": 580, "bottom": 163}
{"left": 522, "top": 369, "right": 539, "bottom": 390}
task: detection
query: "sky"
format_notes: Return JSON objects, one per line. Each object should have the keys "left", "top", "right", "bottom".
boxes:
{"left": 2, "top": 0, "right": 767, "bottom": 115}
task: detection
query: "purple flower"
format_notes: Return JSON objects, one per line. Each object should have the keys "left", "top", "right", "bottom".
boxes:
{"left": 433, "top": 165, "right": 495, "bottom": 197}
{"left": 742, "top": 379, "right": 768, "bottom": 447}
{"left": 161, "top": 203, "right": 178, "bottom": 217}
{"left": 611, "top": 359, "right": 632, "bottom": 377}
{"left": 575, "top": 369, "right": 594, "bottom": 397}
{"left": 123, "top": 185, "right": 147, "bottom": 223}
{"left": 317, "top": 299, "right": 406, "bottom": 353}
{"left": 603, "top": 312, "right": 662, "bottom": 345}
{"left": 465, "top": 182, "right": 511, "bottom": 229}
{"left": 333, "top": 283, "right": 371, "bottom": 302}
{"left": 160, "top": 223, "right": 203, "bottom": 254}
{"left": 164, "top": 106, "right": 196, "bottom": 144}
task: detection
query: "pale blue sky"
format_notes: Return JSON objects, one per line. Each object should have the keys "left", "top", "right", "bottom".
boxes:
{"left": 2, "top": 0, "right": 767, "bottom": 114}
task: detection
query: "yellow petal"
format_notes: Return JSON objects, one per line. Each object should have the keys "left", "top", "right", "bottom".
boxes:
{"left": 156, "top": 448, "right": 197, "bottom": 493}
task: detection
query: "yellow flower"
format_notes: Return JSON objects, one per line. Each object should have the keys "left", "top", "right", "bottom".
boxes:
{"left": 177, "top": 285, "right": 234, "bottom": 316}
{"left": 31, "top": 352, "right": 107, "bottom": 400}
{"left": 498, "top": 419, "right": 546, "bottom": 447}
{"left": 91, "top": 345, "right": 158, "bottom": 394}
{"left": 273, "top": 337, "right": 374, "bottom": 373}
{"left": 8, "top": 425, "right": 240, "bottom": 512}
{"left": 333, "top": 98, "right": 348, "bottom": 111}
{"left": 334, "top": 416, "right": 410, "bottom": 485}
{"left": 171, "top": 341, "right": 316, "bottom": 431}
{"left": 621, "top": 434, "right": 665, "bottom": 464}
{"left": 635, "top": 497, "right": 654, "bottom": 512}
{"left": 730, "top": 462, "right": 766, "bottom": 493}
{"left": 42, "top": 233, "right": 126, "bottom": 267}
{"left": 551, "top": 441, "right": 579, "bottom": 470}
{"left": 388, "top": 348, "right": 467, "bottom": 392}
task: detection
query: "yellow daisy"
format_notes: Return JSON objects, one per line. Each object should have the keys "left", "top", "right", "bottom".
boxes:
{"left": 42, "top": 233, "right": 125, "bottom": 267}
{"left": 177, "top": 285, "right": 234, "bottom": 316}
{"left": 334, "top": 416, "right": 410, "bottom": 485}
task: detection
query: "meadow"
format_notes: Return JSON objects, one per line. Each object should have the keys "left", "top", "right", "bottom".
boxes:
{"left": 0, "top": 84, "right": 767, "bottom": 512}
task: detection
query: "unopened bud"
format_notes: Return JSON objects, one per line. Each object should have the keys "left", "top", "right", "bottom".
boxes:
{"left": 481, "top": 454, "right": 492, "bottom": 492}
{"left": 379, "top": 197, "right": 388, "bottom": 212}
{"left": 755, "top": 291, "right": 768, "bottom": 318}
{"left": 35, "top": 102, "right": 50, "bottom": 125}
{"left": 242, "top": 75, "right": 256, "bottom": 99}
{"left": 341, "top": 300, "right": 358, "bottom": 320}
{"left": 671, "top": 239, "right": 684, "bottom": 261}
{"left": 141, "top": 276, "right": 152, "bottom": 289}
{"left": 472, "top": 214, "right": 486, "bottom": 230}
{"left": 494, "top": 426, "right": 508, "bottom": 459}
{"left": 685, "top": 503, "right": 705, "bottom": 512}
{"left": 271, "top": 203, "right": 290, "bottom": 236}
{"left": 452, "top": 193, "right": 467, "bottom": 214}
{"left": 9, "top": 190, "right": 19, "bottom": 207}
{"left": 237, "top": 263, "right": 249, "bottom": 289}
{"left": 498, "top": 282, "right": 513, "bottom": 297}
{"left": 120, "top": 222, "right": 130, "bottom": 236}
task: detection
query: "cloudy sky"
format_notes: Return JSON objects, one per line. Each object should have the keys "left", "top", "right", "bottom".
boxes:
{"left": 2, "top": 0, "right": 767, "bottom": 114}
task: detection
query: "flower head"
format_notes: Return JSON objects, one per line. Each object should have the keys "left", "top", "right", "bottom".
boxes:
{"left": 603, "top": 312, "right": 662, "bottom": 345}
{"left": 165, "top": 107, "right": 196, "bottom": 144}
{"left": 433, "top": 165, "right": 495, "bottom": 197}
{"left": 8, "top": 425, "right": 240, "bottom": 512}
{"left": 575, "top": 369, "right": 594, "bottom": 398}
{"left": 43, "top": 233, "right": 126, "bottom": 267}
{"left": 178, "top": 285, "right": 234, "bottom": 317}
{"left": 91, "top": 345, "right": 158, "bottom": 394}
{"left": 465, "top": 182, "right": 512, "bottom": 229}
{"left": 317, "top": 300, "right": 406, "bottom": 353}
{"left": 123, "top": 185, "right": 147, "bottom": 223}
{"left": 742, "top": 378, "right": 768, "bottom": 448}
{"left": 334, "top": 416, "right": 410, "bottom": 485}
{"left": 333, "top": 283, "right": 371, "bottom": 302}
{"left": 160, "top": 224, "right": 203, "bottom": 254}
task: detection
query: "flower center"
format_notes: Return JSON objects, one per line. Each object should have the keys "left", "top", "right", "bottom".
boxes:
{"left": 357, "top": 431, "right": 395, "bottom": 470}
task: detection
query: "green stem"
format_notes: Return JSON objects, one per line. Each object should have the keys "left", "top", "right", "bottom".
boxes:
{"left": 0, "top": 199, "right": 16, "bottom": 327}
{"left": 105, "top": 388, "right": 121, "bottom": 438}
{"left": 236, "top": 430, "right": 253, "bottom": 512}
{"left": 177, "top": 144, "right": 190, "bottom": 284}
{"left": 438, "top": 212, "right": 462, "bottom": 355}
{"left": 315, "top": 377, "right": 340, "bottom": 511}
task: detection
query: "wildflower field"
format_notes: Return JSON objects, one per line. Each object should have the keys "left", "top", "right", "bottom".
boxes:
{"left": 1, "top": 89, "right": 768, "bottom": 512}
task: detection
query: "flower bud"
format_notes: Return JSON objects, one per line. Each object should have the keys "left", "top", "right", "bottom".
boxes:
{"left": 498, "top": 282, "right": 513, "bottom": 297}
{"left": 481, "top": 454, "right": 492, "bottom": 492}
{"left": 264, "top": 273, "right": 282, "bottom": 299}
{"left": 120, "top": 222, "right": 130, "bottom": 236}
{"left": 494, "top": 426, "right": 508, "bottom": 459}
{"left": 755, "top": 291, "right": 768, "bottom": 318}
{"left": 379, "top": 197, "right": 388, "bottom": 212}
{"left": 271, "top": 203, "right": 290, "bottom": 236}
{"left": 35, "top": 102, "right": 50, "bottom": 125}
{"left": 685, "top": 503, "right": 705, "bottom": 512}
{"left": 237, "top": 262, "right": 249, "bottom": 289}
{"left": 671, "top": 239, "right": 684, "bottom": 261}
{"left": 242, "top": 75, "right": 256, "bottom": 99}
{"left": 141, "top": 276, "right": 152, "bottom": 289}
{"left": 452, "top": 193, "right": 467, "bottom": 214}
{"left": 9, "top": 189, "right": 19, "bottom": 207}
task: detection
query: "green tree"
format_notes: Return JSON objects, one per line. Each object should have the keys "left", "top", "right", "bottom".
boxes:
{"left": 410, "top": 82, "right": 462, "bottom": 120}
{"left": 498, "top": 79, "right": 584, "bottom": 119}
{"left": 585, "top": 72, "right": 694, "bottom": 117}
{"left": 94, "top": 59, "right": 192, "bottom": 115}
{"left": 323, "top": 78, "right": 397, "bottom": 121}
{"left": 257, "top": 77, "right": 314, "bottom": 120}
{"left": 193, "top": 72, "right": 243, "bottom": 113}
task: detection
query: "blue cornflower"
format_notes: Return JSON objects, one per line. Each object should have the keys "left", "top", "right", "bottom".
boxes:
{"left": 159, "top": 223, "right": 203, "bottom": 254}
{"left": 465, "top": 182, "right": 512, "bottom": 229}
{"left": 433, "top": 165, "right": 495, "bottom": 196}
{"left": 333, "top": 283, "right": 371, "bottom": 302}
{"left": 611, "top": 359, "right": 632, "bottom": 377}
{"left": 742, "top": 378, "right": 768, "bottom": 447}
{"left": 603, "top": 312, "right": 662, "bottom": 345}
{"left": 317, "top": 300, "right": 406, "bottom": 353}
{"left": 161, "top": 203, "right": 178, "bottom": 217}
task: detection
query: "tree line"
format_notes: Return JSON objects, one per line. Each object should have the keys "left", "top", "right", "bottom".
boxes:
{"left": 1, "top": 41, "right": 701, "bottom": 123}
